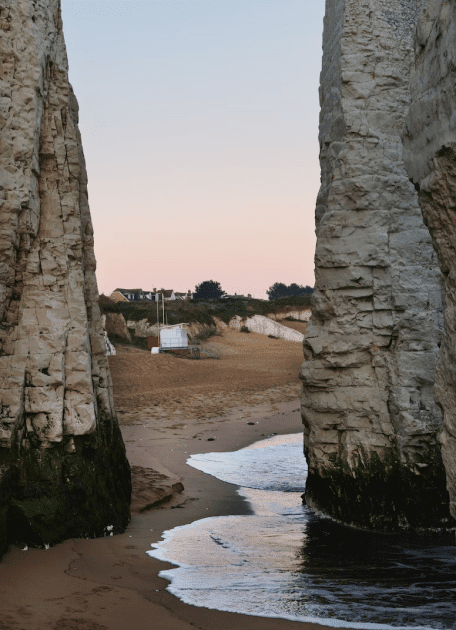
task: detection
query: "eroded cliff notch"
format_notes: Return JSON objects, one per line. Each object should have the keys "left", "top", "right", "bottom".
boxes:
{"left": 0, "top": 0, "right": 131, "bottom": 554}
{"left": 301, "top": 0, "right": 452, "bottom": 531}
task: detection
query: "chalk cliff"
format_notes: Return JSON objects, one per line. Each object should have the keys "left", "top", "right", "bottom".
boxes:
{"left": 403, "top": 0, "right": 456, "bottom": 520}
{"left": 0, "top": 0, "right": 131, "bottom": 554}
{"left": 104, "top": 312, "right": 131, "bottom": 342}
{"left": 301, "top": 0, "right": 452, "bottom": 530}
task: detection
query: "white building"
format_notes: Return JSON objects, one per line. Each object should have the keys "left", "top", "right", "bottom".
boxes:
{"left": 158, "top": 324, "right": 189, "bottom": 350}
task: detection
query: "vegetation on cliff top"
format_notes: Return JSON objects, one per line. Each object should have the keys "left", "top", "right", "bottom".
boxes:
{"left": 266, "top": 282, "right": 314, "bottom": 300}
{"left": 99, "top": 294, "right": 312, "bottom": 327}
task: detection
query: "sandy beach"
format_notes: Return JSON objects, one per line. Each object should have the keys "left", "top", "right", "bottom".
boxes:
{"left": 0, "top": 329, "right": 350, "bottom": 630}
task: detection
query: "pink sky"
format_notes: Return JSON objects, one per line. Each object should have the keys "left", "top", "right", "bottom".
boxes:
{"left": 62, "top": 1, "right": 324, "bottom": 300}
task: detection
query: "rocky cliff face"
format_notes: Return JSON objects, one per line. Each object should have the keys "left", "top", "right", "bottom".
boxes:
{"left": 104, "top": 313, "right": 131, "bottom": 342}
{"left": 0, "top": 0, "right": 131, "bottom": 554}
{"left": 403, "top": 0, "right": 456, "bottom": 520}
{"left": 301, "top": 0, "right": 452, "bottom": 531}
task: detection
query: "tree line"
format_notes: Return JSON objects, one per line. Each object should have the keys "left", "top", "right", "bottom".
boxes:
{"left": 193, "top": 280, "right": 314, "bottom": 301}
{"left": 266, "top": 282, "right": 313, "bottom": 300}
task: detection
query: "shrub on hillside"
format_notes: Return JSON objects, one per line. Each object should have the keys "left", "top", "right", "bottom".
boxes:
{"left": 99, "top": 296, "right": 158, "bottom": 324}
{"left": 268, "top": 295, "right": 312, "bottom": 310}
{"left": 267, "top": 283, "right": 314, "bottom": 300}
{"left": 193, "top": 327, "right": 221, "bottom": 342}
{"left": 193, "top": 280, "right": 226, "bottom": 301}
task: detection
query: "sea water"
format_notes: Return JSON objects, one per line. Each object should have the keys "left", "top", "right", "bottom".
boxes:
{"left": 148, "top": 434, "right": 456, "bottom": 630}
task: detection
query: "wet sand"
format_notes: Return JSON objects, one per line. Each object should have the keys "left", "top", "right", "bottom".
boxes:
{"left": 0, "top": 330, "right": 350, "bottom": 630}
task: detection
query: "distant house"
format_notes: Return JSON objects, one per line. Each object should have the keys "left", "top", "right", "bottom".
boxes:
{"left": 158, "top": 289, "right": 192, "bottom": 301}
{"left": 109, "top": 288, "right": 159, "bottom": 303}
{"left": 160, "top": 289, "right": 176, "bottom": 301}
{"left": 142, "top": 289, "right": 159, "bottom": 301}
{"left": 109, "top": 289, "right": 130, "bottom": 303}
{"left": 174, "top": 290, "right": 192, "bottom": 301}
{"left": 109, "top": 288, "right": 192, "bottom": 303}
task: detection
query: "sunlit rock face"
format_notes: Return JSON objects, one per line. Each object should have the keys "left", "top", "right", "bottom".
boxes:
{"left": 301, "top": 0, "right": 452, "bottom": 531}
{"left": 404, "top": 0, "right": 456, "bottom": 521}
{"left": 0, "top": 0, "right": 131, "bottom": 555}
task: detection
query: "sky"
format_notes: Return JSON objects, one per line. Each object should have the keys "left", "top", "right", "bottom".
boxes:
{"left": 61, "top": 1, "right": 325, "bottom": 299}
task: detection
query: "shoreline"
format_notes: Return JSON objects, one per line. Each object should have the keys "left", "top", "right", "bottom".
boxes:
{"left": 0, "top": 398, "right": 352, "bottom": 630}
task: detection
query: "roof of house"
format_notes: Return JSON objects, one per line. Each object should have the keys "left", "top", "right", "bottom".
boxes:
{"left": 113, "top": 288, "right": 181, "bottom": 299}
{"left": 112, "top": 289, "right": 159, "bottom": 302}
{"left": 114, "top": 288, "right": 143, "bottom": 295}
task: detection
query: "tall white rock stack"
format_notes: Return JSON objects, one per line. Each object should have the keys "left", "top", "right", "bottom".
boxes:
{"left": 0, "top": 0, "right": 131, "bottom": 554}
{"left": 301, "top": 0, "right": 452, "bottom": 530}
{"left": 404, "top": 0, "right": 456, "bottom": 520}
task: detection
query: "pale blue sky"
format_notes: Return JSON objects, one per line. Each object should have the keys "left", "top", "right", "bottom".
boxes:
{"left": 61, "top": 1, "right": 325, "bottom": 298}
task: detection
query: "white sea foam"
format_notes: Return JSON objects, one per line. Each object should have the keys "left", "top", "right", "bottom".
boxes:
{"left": 148, "top": 434, "right": 456, "bottom": 630}
{"left": 187, "top": 433, "right": 307, "bottom": 492}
